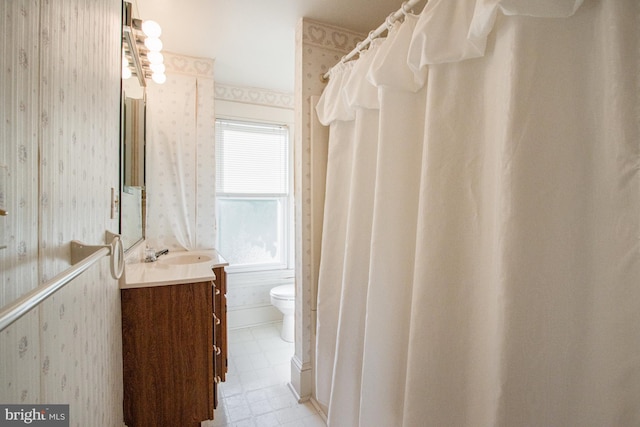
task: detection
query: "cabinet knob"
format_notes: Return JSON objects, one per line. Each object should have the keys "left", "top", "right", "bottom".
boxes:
{"left": 213, "top": 314, "right": 221, "bottom": 325}
{"left": 214, "top": 375, "right": 221, "bottom": 384}
{"left": 214, "top": 345, "right": 221, "bottom": 356}
{"left": 215, "top": 288, "right": 220, "bottom": 295}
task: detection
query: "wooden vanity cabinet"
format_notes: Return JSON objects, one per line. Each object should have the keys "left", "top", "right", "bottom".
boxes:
{"left": 121, "top": 267, "right": 227, "bottom": 427}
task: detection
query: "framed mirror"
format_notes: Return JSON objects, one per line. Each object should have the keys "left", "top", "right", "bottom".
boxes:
{"left": 120, "top": 1, "right": 146, "bottom": 251}
{"left": 119, "top": 81, "right": 145, "bottom": 251}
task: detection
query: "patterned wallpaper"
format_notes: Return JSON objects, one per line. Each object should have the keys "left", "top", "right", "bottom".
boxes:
{"left": 215, "top": 83, "right": 294, "bottom": 110}
{"left": 0, "top": 1, "right": 123, "bottom": 426}
{"left": 300, "top": 20, "right": 364, "bottom": 76}
{"left": 162, "top": 51, "right": 215, "bottom": 78}
{"left": 145, "top": 52, "right": 217, "bottom": 251}
{"left": 294, "top": 18, "right": 363, "bottom": 398}
{"left": 0, "top": 0, "right": 40, "bottom": 314}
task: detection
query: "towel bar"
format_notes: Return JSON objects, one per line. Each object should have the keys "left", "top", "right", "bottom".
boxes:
{"left": 0, "top": 231, "right": 124, "bottom": 332}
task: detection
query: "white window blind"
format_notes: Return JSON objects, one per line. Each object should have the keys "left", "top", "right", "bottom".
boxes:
{"left": 215, "top": 119, "right": 289, "bottom": 195}
{"left": 215, "top": 118, "right": 292, "bottom": 270}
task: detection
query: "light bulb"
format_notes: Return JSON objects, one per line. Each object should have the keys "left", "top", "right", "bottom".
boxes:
{"left": 141, "top": 20, "right": 162, "bottom": 38}
{"left": 144, "top": 37, "right": 163, "bottom": 52}
{"left": 147, "top": 51, "right": 164, "bottom": 65}
{"left": 150, "top": 63, "right": 165, "bottom": 74}
{"left": 152, "top": 72, "right": 166, "bottom": 84}
{"left": 122, "top": 67, "right": 132, "bottom": 79}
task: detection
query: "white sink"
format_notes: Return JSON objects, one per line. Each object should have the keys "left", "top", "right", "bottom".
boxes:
{"left": 159, "top": 253, "right": 213, "bottom": 265}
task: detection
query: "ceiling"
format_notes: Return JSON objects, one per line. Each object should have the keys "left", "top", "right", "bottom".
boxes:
{"left": 134, "top": 0, "right": 425, "bottom": 93}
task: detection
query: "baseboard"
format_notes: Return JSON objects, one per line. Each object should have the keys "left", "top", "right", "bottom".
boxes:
{"left": 290, "top": 354, "right": 313, "bottom": 402}
{"left": 309, "top": 397, "right": 328, "bottom": 422}
{"left": 227, "top": 304, "right": 281, "bottom": 329}
{"left": 287, "top": 381, "right": 307, "bottom": 402}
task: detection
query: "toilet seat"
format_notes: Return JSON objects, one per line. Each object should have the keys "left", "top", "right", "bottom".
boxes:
{"left": 270, "top": 284, "right": 295, "bottom": 301}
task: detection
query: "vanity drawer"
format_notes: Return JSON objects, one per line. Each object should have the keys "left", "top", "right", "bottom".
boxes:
{"left": 212, "top": 266, "right": 228, "bottom": 383}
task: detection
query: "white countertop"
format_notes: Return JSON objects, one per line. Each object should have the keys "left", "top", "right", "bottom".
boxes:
{"left": 121, "top": 249, "right": 228, "bottom": 289}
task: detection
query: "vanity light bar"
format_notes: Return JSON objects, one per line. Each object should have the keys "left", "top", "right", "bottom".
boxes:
{"left": 122, "top": 2, "right": 166, "bottom": 85}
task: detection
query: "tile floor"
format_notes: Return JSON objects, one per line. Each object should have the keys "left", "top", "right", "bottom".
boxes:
{"left": 202, "top": 323, "right": 326, "bottom": 427}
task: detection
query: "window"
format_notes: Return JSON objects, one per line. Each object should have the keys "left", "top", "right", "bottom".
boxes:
{"left": 215, "top": 119, "right": 292, "bottom": 272}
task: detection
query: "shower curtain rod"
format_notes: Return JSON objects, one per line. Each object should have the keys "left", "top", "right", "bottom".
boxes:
{"left": 321, "top": 0, "right": 424, "bottom": 81}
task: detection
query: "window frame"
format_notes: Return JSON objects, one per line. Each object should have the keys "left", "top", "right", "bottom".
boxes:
{"left": 215, "top": 116, "right": 295, "bottom": 275}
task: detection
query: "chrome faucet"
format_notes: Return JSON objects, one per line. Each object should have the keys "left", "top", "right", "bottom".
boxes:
{"left": 144, "top": 248, "right": 169, "bottom": 262}
{"left": 155, "top": 249, "right": 169, "bottom": 258}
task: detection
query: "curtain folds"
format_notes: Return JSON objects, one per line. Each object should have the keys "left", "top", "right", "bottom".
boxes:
{"left": 315, "top": 1, "right": 640, "bottom": 426}
{"left": 146, "top": 71, "right": 216, "bottom": 251}
{"left": 147, "top": 74, "right": 198, "bottom": 250}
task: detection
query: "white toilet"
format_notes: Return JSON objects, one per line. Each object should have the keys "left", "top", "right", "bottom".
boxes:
{"left": 270, "top": 284, "right": 295, "bottom": 342}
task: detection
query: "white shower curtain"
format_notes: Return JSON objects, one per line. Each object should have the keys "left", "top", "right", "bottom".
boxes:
{"left": 146, "top": 69, "right": 216, "bottom": 251}
{"left": 315, "top": 1, "right": 640, "bottom": 426}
